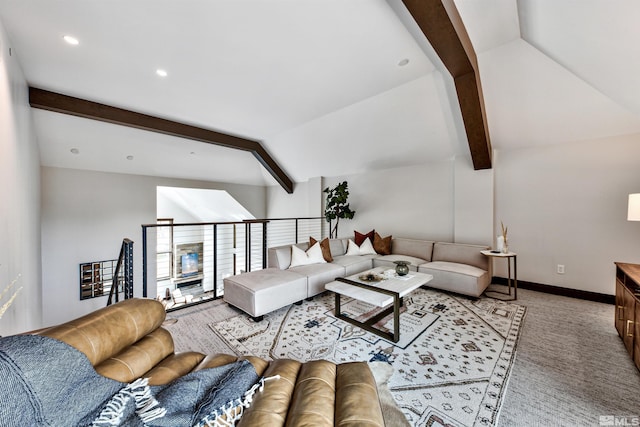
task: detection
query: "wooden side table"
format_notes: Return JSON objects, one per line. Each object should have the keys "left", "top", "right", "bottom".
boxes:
{"left": 481, "top": 250, "right": 518, "bottom": 301}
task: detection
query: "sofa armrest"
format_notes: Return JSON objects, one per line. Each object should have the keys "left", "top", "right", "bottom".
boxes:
{"left": 36, "top": 298, "right": 166, "bottom": 366}
{"left": 267, "top": 243, "right": 310, "bottom": 269}
{"left": 432, "top": 242, "right": 491, "bottom": 270}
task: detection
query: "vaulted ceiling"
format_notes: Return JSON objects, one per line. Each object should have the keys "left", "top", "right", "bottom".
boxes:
{"left": 1, "top": 0, "right": 639, "bottom": 189}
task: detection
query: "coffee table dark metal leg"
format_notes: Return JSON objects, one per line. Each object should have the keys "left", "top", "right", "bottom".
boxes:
{"left": 332, "top": 278, "right": 401, "bottom": 342}
{"left": 393, "top": 293, "right": 400, "bottom": 342}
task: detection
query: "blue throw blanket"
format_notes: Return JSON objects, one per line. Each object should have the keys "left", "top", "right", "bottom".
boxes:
{"left": 0, "top": 335, "right": 262, "bottom": 426}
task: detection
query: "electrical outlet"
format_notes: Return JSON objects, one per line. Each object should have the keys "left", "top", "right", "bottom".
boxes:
{"left": 557, "top": 264, "right": 565, "bottom": 274}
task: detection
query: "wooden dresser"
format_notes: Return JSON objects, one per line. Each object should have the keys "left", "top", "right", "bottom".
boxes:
{"left": 615, "top": 262, "right": 640, "bottom": 371}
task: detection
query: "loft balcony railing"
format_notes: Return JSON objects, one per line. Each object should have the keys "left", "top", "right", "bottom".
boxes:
{"left": 141, "top": 217, "right": 325, "bottom": 307}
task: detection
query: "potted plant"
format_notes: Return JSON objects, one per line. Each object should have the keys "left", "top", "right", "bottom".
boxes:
{"left": 323, "top": 181, "right": 355, "bottom": 238}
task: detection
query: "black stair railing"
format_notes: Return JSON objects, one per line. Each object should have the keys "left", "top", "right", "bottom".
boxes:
{"left": 107, "top": 238, "right": 134, "bottom": 306}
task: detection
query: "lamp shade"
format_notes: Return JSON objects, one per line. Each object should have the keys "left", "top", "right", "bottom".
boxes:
{"left": 628, "top": 194, "right": 640, "bottom": 221}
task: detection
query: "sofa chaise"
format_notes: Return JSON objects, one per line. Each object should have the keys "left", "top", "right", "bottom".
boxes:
{"left": 0, "top": 298, "right": 388, "bottom": 426}
{"left": 223, "top": 236, "right": 491, "bottom": 320}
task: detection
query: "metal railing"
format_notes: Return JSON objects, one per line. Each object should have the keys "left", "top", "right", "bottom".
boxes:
{"left": 106, "top": 238, "right": 134, "bottom": 306}
{"left": 141, "top": 217, "right": 324, "bottom": 301}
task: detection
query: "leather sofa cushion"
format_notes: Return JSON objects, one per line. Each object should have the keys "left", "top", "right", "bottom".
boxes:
{"left": 145, "top": 351, "right": 207, "bottom": 385}
{"left": 287, "top": 360, "right": 337, "bottom": 426}
{"left": 237, "top": 359, "right": 302, "bottom": 426}
{"left": 94, "top": 327, "right": 175, "bottom": 382}
{"left": 238, "top": 359, "right": 384, "bottom": 427}
{"left": 335, "top": 362, "right": 385, "bottom": 426}
{"left": 37, "top": 298, "right": 166, "bottom": 366}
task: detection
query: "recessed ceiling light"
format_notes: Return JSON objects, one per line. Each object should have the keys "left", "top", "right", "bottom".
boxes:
{"left": 156, "top": 69, "right": 168, "bottom": 77}
{"left": 70, "top": 148, "right": 79, "bottom": 154}
{"left": 398, "top": 58, "right": 410, "bottom": 67}
{"left": 63, "top": 35, "right": 79, "bottom": 46}
{"left": 126, "top": 155, "right": 134, "bottom": 160}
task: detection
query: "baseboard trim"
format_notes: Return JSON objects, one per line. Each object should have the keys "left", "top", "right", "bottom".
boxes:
{"left": 491, "top": 276, "right": 615, "bottom": 305}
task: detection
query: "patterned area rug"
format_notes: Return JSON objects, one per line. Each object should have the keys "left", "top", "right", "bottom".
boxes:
{"left": 210, "top": 288, "right": 526, "bottom": 427}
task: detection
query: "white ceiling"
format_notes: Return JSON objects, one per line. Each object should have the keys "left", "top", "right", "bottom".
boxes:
{"left": 0, "top": 0, "right": 639, "bottom": 187}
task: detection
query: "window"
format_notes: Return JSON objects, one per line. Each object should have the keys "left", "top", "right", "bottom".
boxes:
{"left": 156, "top": 218, "right": 174, "bottom": 280}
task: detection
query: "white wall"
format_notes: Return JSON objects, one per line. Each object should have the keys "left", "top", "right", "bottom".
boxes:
{"left": 0, "top": 25, "right": 42, "bottom": 335}
{"left": 157, "top": 187, "right": 257, "bottom": 222}
{"left": 267, "top": 178, "right": 324, "bottom": 219}
{"left": 495, "top": 133, "right": 640, "bottom": 295}
{"left": 454, "top": 155, "right": 494, "bottom": 245}
{"left": 321, "top": 161, "right": 457, "bottom": 241}
{"left": 267, "top": 158, "right": 495, "bottom": 245}
{"left": 40, "top": 167, "right": 267, "bottom": 326}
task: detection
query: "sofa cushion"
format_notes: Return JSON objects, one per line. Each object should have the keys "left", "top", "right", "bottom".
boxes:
{"left": 432, "top": 242, "right": 489, "bottom": 270}
{"left": 332, "top": 254, "right": 376, "bottom": 276}
{"left": 310, "top": 237, "right": 333, "bottom": 262}
{"left": 329, "top": 238, "right": 347, "bottom": 257}
{"left": 391, "top": 238, "right": 434, "bottom": 261}
{"left": 354, "top": 229, "right": 375, "bottom": 246}
{"left": 288, "top": 262, "right": 345, "bottom": 296}
{"left": 417, "top": 261, "right": 490, "bottom": 297}
{"left": 372, "top": 254, "right": 427, "bottom": 272}
{"left": 290, "top": 242, "right": 326, "bottom": 267}
{"left": 373, "top": 232, "right": 392, "bottom": 255}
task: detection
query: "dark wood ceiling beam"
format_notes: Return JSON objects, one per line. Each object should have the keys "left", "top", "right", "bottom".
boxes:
{"left": 29, "top": 87, "right": 294, "bottom": 193}
{"left": 402, "top": 0, "right": 492, "bottom": 169}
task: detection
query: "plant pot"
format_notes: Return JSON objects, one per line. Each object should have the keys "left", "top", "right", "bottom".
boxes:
{"left": 394, "top": 261, "right": 410, "bottom": 276}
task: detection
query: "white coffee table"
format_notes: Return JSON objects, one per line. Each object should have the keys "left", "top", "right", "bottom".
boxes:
{"left": 325, "top": 267, "right": 433, "bottom": 342}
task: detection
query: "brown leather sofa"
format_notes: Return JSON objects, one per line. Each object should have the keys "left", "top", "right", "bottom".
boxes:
{"left": 32, "top": 298, "right": 386, "bottom": 426}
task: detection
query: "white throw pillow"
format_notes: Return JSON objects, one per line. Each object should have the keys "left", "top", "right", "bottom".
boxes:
{"left": 289, "top": 242, "right": 327, "bottom": 267}
{"left": 346, "top": 238, "right": 377, "bottom": 256}
{"left": 346, "top": 239, "right": 361, "bottom": 255}
{"left": 359, "top": 237, "right": 377, "bottom": 255}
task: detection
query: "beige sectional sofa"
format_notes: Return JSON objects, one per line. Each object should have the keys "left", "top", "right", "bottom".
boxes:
{"left": 223, "top": 237, "right": 491, "bottom": 320}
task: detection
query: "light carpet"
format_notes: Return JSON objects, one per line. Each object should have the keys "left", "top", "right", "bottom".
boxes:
{"left": 209, "top": 288, "right": 526, "bottom": 427}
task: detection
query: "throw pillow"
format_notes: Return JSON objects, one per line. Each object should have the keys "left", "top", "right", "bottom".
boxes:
{"left": 290, "top": 242, "right": 326, "bottom": 267}
{"left": 345, "top": 239, "right": 360, "bottom": 256}
{"left": 309, "top": 237, "right": 333, "bottom": 262}
{"left": 345, "top": 238, "right": 377, "bottom": 256}
{"left": 373, "top": 232, "right": 392, "bottom": 255}
{"left": 359, "top": 237, "right": 377, "bottom": 255}
{"left": 354, "top": 229, "right": 375, "bottom": 246}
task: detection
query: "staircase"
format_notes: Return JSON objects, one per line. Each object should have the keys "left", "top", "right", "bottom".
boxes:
{"left": 107, "top": 238, "right": 134, "bottom": 306}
